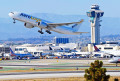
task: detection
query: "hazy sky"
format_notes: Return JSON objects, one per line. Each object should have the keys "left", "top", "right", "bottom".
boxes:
{"left": 0, "top": 0, "right": 120, "bottom": 18}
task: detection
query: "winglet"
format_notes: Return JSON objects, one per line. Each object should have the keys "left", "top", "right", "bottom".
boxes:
{"left": 79, "top": 19, "right": 84, "bottom": 24}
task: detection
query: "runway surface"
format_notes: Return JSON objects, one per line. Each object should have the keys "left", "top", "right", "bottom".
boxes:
{"left": 0, "top": 71, "right": 120, "bottom": 80}
{"left": 0, "top": 64, "right": 119, "bottom": 67}
{"left": 0, "top": 70, "right": 120, "bottom": 75}
{"left": 0, "top": 59, "right": 119, "bottom": 80}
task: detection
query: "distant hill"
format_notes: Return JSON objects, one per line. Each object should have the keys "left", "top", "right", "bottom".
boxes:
{"left": 0, "top": 13, "right": 120, "bottom": 40}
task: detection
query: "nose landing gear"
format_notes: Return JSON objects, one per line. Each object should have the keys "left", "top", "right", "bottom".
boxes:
{"left": 13, "top": 18, "right": 16, "bottom": 23}
{"left": 38, "top": 29, "right": 44, "bottom": 34}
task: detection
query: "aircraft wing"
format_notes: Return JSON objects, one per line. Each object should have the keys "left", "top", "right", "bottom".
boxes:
{"left": 74, "top": 32, "right": 89, "bottom": 34}
{"left": 47, "top": 19, "right": 84, "bottom": 27}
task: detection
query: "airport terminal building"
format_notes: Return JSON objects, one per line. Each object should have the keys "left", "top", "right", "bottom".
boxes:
{"left": 14, "top": 43, "right": 78, "bottom": 56}
{"left": 88, "top": 41, "right": 120, "bottom": 52}
{"left": 0, "top": 44, "right": 10, "bottom": 56}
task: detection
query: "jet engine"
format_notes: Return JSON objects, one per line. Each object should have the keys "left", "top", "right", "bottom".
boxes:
{"left": 24, "top": 23, "right": 34, "bottom": 28}
{"left": 38, "top": 21, "right": 48, "bottom": 27}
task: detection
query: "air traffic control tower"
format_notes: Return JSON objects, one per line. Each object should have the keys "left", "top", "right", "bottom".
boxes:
{"left": 87, "top": 4, "right": 104, "bottom": 45}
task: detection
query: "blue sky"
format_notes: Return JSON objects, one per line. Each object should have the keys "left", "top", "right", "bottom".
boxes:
{"left": 0, "top": 0, "right": 120, "bottom": 18}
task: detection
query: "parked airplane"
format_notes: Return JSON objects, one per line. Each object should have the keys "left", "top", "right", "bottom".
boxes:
{"left": 40, "top": 46, "right": 53, "bottom": 56}
{"left": 108, "top": 57, "right": 120, "bottom": 66}
{"left": 10, "top": 48, "right": 32, "bottom": 60}
{"left": 93, "top": 44, "right": 120, "bottom": 57}
{"left": 9, "top": 12, "right": 88, "bottom": 35}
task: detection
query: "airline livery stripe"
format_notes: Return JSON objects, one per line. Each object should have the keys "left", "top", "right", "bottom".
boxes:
{"left": 20, "top": 13, "right": 41, "bottom": 22}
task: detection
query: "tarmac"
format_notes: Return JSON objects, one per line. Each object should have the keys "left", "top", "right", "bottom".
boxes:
{"left": 0, "top": 71, "right": 120, "bottom": 80}
{"left": 0, "top": 59, "right": 119, "bottom": 80}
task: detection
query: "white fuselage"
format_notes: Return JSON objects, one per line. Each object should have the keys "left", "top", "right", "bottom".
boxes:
{"left": 109, "top": 57, "right": 120, "bottom": 63}
{"left": 8, "top": 12, "right": 81, "bottom": 35}
{"left": 95, "top": 50, "right": 120, "bottom": 57}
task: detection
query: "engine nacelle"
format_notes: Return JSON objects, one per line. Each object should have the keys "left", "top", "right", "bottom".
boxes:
{"left": 38, "top": 21, "right": 47, "bottom": 27}
{"left": 24, "top": 23, "right": 34, "bottom": 28}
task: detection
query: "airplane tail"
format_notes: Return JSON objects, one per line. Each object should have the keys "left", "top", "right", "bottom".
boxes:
{"left": 60, "top": 47, "right": 63, "bottom": 50}
{"left": 93, "top": 44, "right": 100, "bottom": 52}
{"left": 72, "top": 19, "right": 84, "bottom": 32}
{"left": 10, "top": 48, "right": 16, "bottom": 56}
{"left": 49, "top": 46, "right": 52, "bottom": 50}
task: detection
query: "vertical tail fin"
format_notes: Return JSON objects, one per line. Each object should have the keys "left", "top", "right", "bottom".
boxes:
{"left": 93, "top": 44, "right": 100, "bottom": 52}
{"left": 60, "top": 47, "right": 63, "bottom": 52}
{"left": 60, "top": 47, "right": 63, "bottom": 50}
{"left": 73, "top": 48, "right": 77, "bottom": 52}
{"left": 10, "top": 48, "right": 16, "bottom": 56}
{"left": 72, "top": 19, "right": 84, "bottom": 32}
{"left": 49, "top": 46, "right": 52, "bottom": 50}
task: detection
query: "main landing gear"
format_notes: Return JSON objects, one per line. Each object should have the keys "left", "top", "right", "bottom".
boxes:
{"left": 38, "top": 29, "right": 51, "bottom": 34}
{"left": 46, "top": 30, "right": 51, "bottom": 34}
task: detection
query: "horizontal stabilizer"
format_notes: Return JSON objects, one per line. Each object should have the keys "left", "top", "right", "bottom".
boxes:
{"left": 74, "top": 32, "right": 89, "bottom": 34}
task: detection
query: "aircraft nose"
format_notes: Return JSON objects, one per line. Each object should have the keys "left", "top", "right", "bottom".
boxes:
{"left": 108, "top": 59, "right": 112, "bottom": 63}
{"left": 108, "top": 59, "right": 115, "bottom": 63}
{"left": 8, "top": 12, "right": 14, "bottom": 17}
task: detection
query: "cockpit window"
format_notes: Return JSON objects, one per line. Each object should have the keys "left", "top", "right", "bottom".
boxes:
{"left": 11, "top": 12, "right": 14, "bottom": 14}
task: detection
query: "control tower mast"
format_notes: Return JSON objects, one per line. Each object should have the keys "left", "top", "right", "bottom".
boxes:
{"left": 87, "top": 4, "right": 104, "bottom": 45}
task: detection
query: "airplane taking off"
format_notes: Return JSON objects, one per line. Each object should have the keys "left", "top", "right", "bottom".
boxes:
{"left": 8, "top": 12, "right": 88, "bottom": 35}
